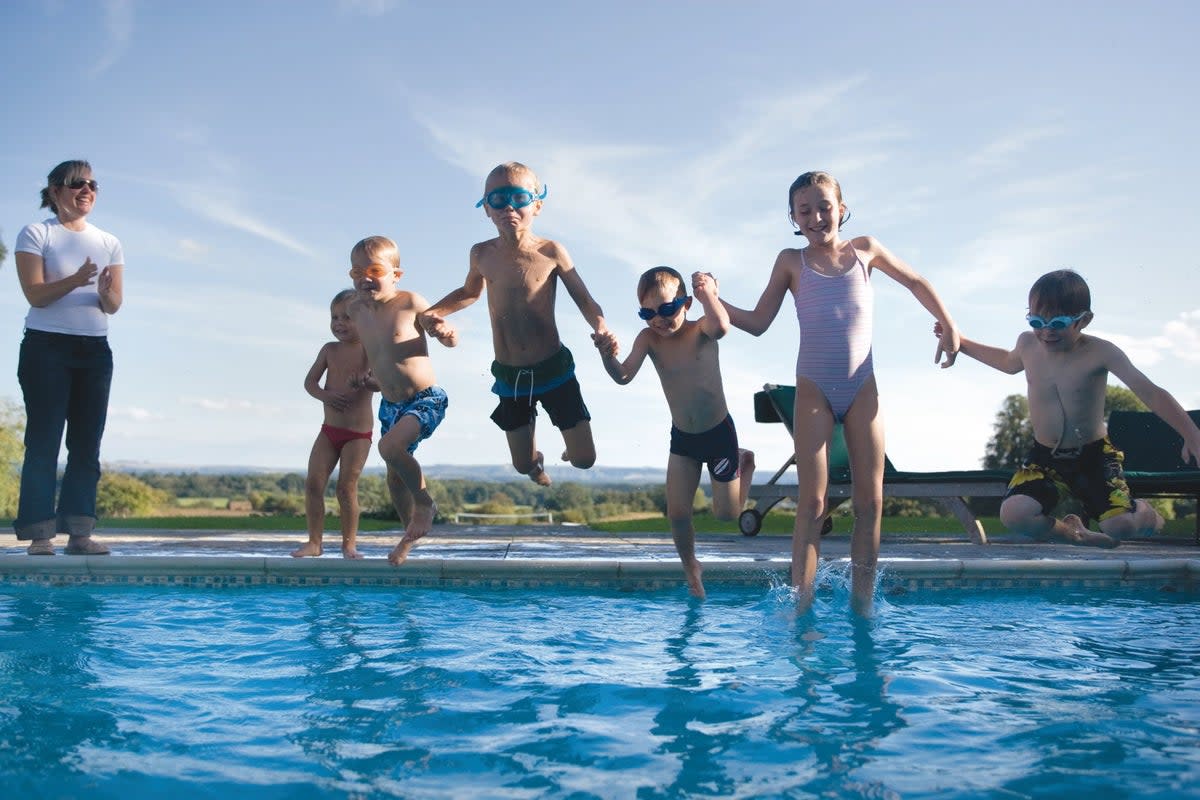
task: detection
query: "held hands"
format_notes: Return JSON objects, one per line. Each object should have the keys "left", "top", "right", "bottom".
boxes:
{"left": 932, "top": 320, "right": 961, "bottom": 368}
{"left": 691, "top": 271, "right": 718, "bottom": 303}
{"left": 592, "top": 330, "right": 619, "bottom": 358}
{"left": 419, "top": 311, "right": 458, "bottom": 347}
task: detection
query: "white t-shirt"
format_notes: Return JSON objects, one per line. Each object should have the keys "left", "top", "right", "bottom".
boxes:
{"left": 16, "top": 217, "right": 124, "bottom": 336}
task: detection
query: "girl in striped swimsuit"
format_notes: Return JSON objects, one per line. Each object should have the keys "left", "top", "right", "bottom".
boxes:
{"left": 723, "top": 171, "right": 960, "bottom": 614}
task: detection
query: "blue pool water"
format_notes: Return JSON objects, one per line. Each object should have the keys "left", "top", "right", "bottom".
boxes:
{"left": 0, "top": 579, "right": 1197, "bottom": 799}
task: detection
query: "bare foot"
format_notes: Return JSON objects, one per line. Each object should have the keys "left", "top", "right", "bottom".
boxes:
{"left": 389, "top": 502, "right": 436, "bottom": 566}
{"left": 527, "top": 452, "right": 552, "bottom": 486}
{"left": 291, "top": 541, "right": 323, "bottom": 558}
{"left": 683, "top": 559, "right": 706, "bottom": 600}
{"left": 341, "top": 546, "right": 363, "bottom": 559}
{"left": 387, "top": 539, "right": 416, "bottom": 566}
{"left": 1060, "top": 514, "right": 1119, "bottom": 548}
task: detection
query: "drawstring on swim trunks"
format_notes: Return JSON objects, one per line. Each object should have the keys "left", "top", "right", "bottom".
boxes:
{"left": 513, "top": 368, "right": 535, "bottom": 404}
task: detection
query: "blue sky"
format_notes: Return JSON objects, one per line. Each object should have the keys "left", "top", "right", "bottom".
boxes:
{"left": 1, "top": 0, "right": 1197, "bottom": 476}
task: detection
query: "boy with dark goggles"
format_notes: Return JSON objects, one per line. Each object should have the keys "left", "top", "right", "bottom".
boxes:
{"left": 638, "top": 296, "right": 689, "bottom": 320}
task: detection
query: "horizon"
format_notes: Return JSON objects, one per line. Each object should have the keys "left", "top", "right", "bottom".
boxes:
{"left": 2, "top": 1, "right": 1197, "bottom": 480}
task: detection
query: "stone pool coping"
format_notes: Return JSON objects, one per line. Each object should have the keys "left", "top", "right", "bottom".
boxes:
{"left": 1, "top": 527, "right": 1197, "bottom": 591}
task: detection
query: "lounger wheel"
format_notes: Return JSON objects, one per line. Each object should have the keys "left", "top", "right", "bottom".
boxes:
{"left": 739, "top": 509, "right": 762, "bottom": 536}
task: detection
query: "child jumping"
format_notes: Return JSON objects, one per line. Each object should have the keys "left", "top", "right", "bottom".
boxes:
{"left": 723, "top": 171, "right": 960, "bottom": 615}
{"left": 292, "top": 289, "right": 375, "bottom": 559}
{"left": 346, "top": 236, "right": 456, "bottom": 565}
{"left": 943, "top": 268, "right": 1200, "bottom": 546}
{"left": 594, "top": 267, "right": 754, "bottom": 599}
{"left": 419, "top": 162, "right": 609, "bottom": 486}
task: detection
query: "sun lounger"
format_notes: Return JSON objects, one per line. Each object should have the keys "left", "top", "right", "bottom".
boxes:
{"left": 1107, "top": 409, "right": 1200, "bottom": 544}
{"left": 741, "top": 384, "right": 1013, "bottom": 543}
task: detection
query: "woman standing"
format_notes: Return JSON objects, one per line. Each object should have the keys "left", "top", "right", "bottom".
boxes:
{"left": 13, "top": 160, "right": 124, "bottom": 555}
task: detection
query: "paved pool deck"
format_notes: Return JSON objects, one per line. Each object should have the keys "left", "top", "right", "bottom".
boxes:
{"left": 1, "top": 526, "right": 1197, "bottom": 591}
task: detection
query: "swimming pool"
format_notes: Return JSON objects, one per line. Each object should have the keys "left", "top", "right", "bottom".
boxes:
{"left": 1, "top": 576, "right": 1197, "bottom": 799}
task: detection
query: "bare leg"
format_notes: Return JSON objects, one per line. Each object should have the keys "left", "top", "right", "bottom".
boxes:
{"left": 1001, "top": 496, "right": 1118, "bottom": 548}
{"left": 335, "top": 438, "right": 370, "bottom": 559}
{"left": 294, "top": 433, "right": 337, "bottom": 557}
{"left": 506, "top": 424, "right": 552, "bottom": 485}
{"left": 1099, "top": 499, "right": 1165, "bottom": 541}
{"left": 841, "top": 379, "right": 884, "bottom": 617}
{"left": 560, "top": 421, "right": 597, "bottom": 470}
{"left": 790, "top": 381, "right": 836, "bottom": 610}
{"left": 711, "top": 449, "right": 756, "bottom": 520}
{"left": 666, "top": 453, "right": 706, "bottom": 599}
{"left": 738, "top": 449, "right": 755, "bottom": 509}
{"left": 378, "top": 418, "right": 436, "bottom": 565}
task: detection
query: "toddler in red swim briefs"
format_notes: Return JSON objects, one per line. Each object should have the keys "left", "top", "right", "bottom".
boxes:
{"left": 291, "top": 289, "right": 377, "bottom": 559}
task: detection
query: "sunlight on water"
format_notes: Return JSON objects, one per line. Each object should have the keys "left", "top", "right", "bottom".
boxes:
{"left": 0, "top": 582, "right": 1196, "bottom": 799}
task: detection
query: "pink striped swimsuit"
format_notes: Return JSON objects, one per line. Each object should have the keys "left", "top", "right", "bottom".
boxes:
{"left": 794, "top": 247, "right": 874, "bottom": 421}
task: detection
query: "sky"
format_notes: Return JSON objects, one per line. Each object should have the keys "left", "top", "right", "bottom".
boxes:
{"left": 1, "top": 0, "right": 1198, "bottom": 479}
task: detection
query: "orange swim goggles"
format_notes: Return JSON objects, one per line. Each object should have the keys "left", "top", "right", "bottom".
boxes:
{"left": 349, "top": 263, "right": 392, "bottom": 281}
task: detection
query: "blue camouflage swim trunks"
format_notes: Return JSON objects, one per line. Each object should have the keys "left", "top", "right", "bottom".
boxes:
{"left": 378, "top": 386, "right": 449, "bottom": 453}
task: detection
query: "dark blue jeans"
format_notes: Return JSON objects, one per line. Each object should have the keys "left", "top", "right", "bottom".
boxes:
{"left": 14, "top": 330, "right": 113, "bottom": 541}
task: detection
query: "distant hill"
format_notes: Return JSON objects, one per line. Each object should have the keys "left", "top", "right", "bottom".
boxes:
{"left": 108, "top": 461, "right": 667, "bottom": 486}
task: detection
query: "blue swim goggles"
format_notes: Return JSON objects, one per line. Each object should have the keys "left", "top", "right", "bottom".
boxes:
{"left": 476, "top": 184, "right": 548, "bottom": 210}
{"left": 1026, "top": 311, "right": 1086, "bottom": 330}
{"left": 638, "top": 296, "right": 689, "bottom": 320}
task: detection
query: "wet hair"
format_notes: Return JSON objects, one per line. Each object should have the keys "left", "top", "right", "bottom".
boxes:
{"left": 350, "top": 235, "right": 400, "bottom": 268}
{"left": 1029, "top": 269, "right": 1091, "bottom": 316}
{"left": 636, "top": 266, "right": 686, "bottom": 301}
{"left": 331, "top": 288, "right": 356, "bottom": 308}
{"left": 788, "top": 170, "right": 850, "bottom": 234}
{"left": 40, "top": 159, "right": 93, "bottom": 215}
{"left": 486, "top": 161, "right": 542, "bottom": 194}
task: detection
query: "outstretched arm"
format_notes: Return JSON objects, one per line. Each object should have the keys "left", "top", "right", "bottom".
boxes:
{"left": 556, "top": 244, "right": 608, "bottom": 336}
{"left": 417, "top": 244, "right": 485, "bottom": 337}
{"left": 595, "top": 328, "right": 649, "bottom": 385}
{"left": 692, "top": 271, "right": 730, "bottom": 340}
{"left": 863, "top": 236, "right": 959, "bottom": 366}
{"left": 936, "top": 322, "right": 1025, "bottom": 374}
{"left": 720, "top": 250, "right": 793, "bottom": 336}
{"left": 413, "top": 293, "right": 458, "bottom": 348}
{"left": 1107, "top": 345, "right": 1200, "bottom": 465}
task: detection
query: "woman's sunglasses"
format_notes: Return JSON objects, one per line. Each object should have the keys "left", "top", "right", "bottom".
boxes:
{"left": 1026, "top": 311, "right": 1086, "bottom": 330}
{"left": 638, "top": 296, "right": 689, "bottom": 320}
{"left": 63, "top": 179, "right": 98, "bottom": 192}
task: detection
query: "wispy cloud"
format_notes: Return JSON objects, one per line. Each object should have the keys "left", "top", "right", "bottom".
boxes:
{"left": 338, "top": 0, "right": 399, "bottom": 15}
{"left": 414, "top": 80, "right": 879, "bottom": 281}
{"left": 966, "top": 123, "right": 1068, "bottom": 170}
{"left": 181, "top": 397, "right": 284, "bottom": 415}
{"left": 176, "top": 189, "right": 317, "bottom": 258}
{"left": 108, "top": 405, "right": 164, "bottom": 421}
{"left": 1094, "top": 309, "right": 1200, "bottom": 370}
{"left": 89, "top": 0, "right": 134, "bottom": 77}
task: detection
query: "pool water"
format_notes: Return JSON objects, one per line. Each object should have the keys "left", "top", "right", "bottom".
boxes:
{"left": 0, "top": 578, "right": 1197, "bottom": 799}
